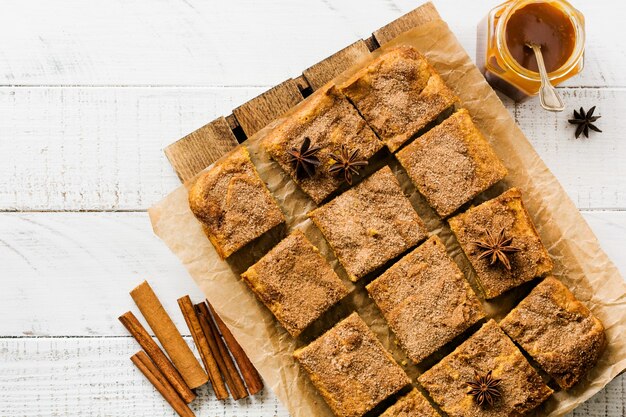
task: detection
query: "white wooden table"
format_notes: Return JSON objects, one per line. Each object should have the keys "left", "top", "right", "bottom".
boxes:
{"left": 0, "top": 1, "right": 624, "bottom": 415}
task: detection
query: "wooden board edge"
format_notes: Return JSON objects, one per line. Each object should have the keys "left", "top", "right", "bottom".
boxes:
{"left": 164, "top": 116, "right": 238, "bottom": 183}
{"left": 164, "top": 2, "right": 441, "bottom": 182}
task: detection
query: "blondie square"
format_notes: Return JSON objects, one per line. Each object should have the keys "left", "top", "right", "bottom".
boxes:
{"left": 340, "top": 46, "right": 458, "bottom": 152}
{"left": 188, "top": 146, "right": 285, "bottom": 259}
{"left": 500, "top": 276, "right": 606, "bottom": 389}
{"left": 308, "top": 166, "right": 428, "bottom": 281}
{"left": 294, "top": 312, "right": 410, "bottom": 417}
{"left": 380, "top": 389, "right": 440, "bottom": 417}
{"left": 396, "top": 109, "right": 507, "bottom": 218}
{"left": 241, "top": 230, "right": 350, "bottom": 337}
{"left": 366, "top": 236, "right": 485, "bottom": 363}
{"left": 448, "top": 188, "right": 553, "bottom": 299}
{"left": 418, "top": 320, "right": 553, "bottom": 417}
{"left": 263, "top": 86, "right": 383, "bottom": 203}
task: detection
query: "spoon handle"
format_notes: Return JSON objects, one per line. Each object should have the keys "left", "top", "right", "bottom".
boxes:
{"left": 529, "top": 43, "right": 565, "bottom": 112}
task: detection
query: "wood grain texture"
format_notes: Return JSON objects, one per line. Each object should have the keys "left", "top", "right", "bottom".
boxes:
{"left": 0, "top": 337, "right": 622, "bottom": 417}
{"left": 165, "top": 117, "right": 238, "bottom": 183}
{"left": 0, "top": 87, "right": 623, "bottom": 211}
{"left": 0, "top": 1, "right": 620, "bottom": 88}
{"left": 0, "top": 337, "right": 290, "bottom": 417}
{"left": 372, "top": 1, "right": 440, "bottom": 45}
{"left": 232, "top": 79, "right": 303, "bottom": 137}
{"left": 302, "top": 40, "right": 371, "bottom": 91}
{"left": 0, "top": 211, "right": 623, "bottom": 338}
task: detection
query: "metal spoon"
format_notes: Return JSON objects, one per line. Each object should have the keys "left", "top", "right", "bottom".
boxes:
{"left": 526, "top": 42, "right": 565, "bottom": 112}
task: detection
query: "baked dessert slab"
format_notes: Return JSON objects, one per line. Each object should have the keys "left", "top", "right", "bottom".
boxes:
{"left": 366, "top": 235, "right": 485, "bottom": 363}
{"left": 294, "top": 312, "right": 410, "bottom": 417}
{"left": 263, "top": 86, "right": 383, "bottom": 204}
{"left": 396, "top": 108, "right": 507, "bottom": 218}
{"left": 241, "top": 230, "right": 350, "bottom": 337}
{"left": 340, "top": 45, "right": 458, "bottom": 152}
{"left": 418, "top": 320, "right": 553, "bottom": 417}
{"left": 448, "top": 188, "right": 553, "bottom": 299}
{"left": 308, "top": 166, "right": 428, "bottom": 281}
{"left": 500, "top": 276, "right": 606, "bottom": 389}
{"left": 188, "top": 146, "right": 285, "bottom": 259}
{"left": 380, "top": 388, "right": 440, "bottom": 417}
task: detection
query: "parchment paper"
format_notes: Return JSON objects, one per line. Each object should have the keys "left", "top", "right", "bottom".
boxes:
{"left": 149, "top": 16, "right": 626, "bottom": 417}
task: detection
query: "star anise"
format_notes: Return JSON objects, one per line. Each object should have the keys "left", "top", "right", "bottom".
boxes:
{"left": 568, "top": 106, "right": 602, "bottom": 139}
{"left": 288, "top": 137, "right": 321, "bottom": 179}
{"left": 328, "top": 145, "right": 368, "bottom": 185}
{"left": 467, "top": 370, "right": 502, "bottom": 407}
{"left": 472, "top": 228, "right": 521, "bottom": 271}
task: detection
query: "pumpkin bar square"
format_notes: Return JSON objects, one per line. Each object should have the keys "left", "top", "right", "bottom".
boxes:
{"left": 419, "top": 320, "right": 553, "bottom": 417}
{"left": 396, "top": 109, "right": 507, "bottom": 218}
{"left": 366, "top": 236, "right": 485, "bottom": 363}
{"left": 448, "top": 188, "right": 553, "bottom": 299}
{"left": 340, "top": 46, "right": 458, "bottom": 152}
{"left": 500, "top": 276, "right": 606, "bottom": 389}
{"left": 188, "top": 146, "right": 285, "bottom": 259}
{"left": 263, "top": 86, "right": 383, "bottom": 204}
{"left": 294, "top": 312, "right": 410, "bottom": 417}
{"left": 380, "top": 389, "right": 440, "bottom": 417}
{"left": 308, "top": 166, "right": 428, "bottom": 281}
{"left": 241, "top": 230, "right": 350, "bottom": 337}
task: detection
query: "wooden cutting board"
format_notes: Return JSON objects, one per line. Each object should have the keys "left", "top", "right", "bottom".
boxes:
{"left": 163, "top": 2, "right": 440, "bottom": 182}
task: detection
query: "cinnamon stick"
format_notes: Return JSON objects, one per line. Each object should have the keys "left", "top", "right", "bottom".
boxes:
{"left": 206, "top": 301, "right": 264, "bottom": 395}
{"left": 196, "top": 303, "right": 248, "bottom": 400}
{"left": 119, "top": 311, "right": 196, "bottom": 403}
{"left": 177, "top": 295, "right": 229, "bottom": 400}
{"left": 131, "top": 351, "right": 196, "bottom": 417}
{"left": 130, "top": 281, "right": 208, "bottom": 389}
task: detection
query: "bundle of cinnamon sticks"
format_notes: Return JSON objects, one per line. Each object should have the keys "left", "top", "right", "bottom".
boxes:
{"left": 119, "top": 281, "right": 263, "bottom": 417}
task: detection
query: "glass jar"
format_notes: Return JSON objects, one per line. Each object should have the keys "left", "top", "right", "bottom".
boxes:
{"left": 477, "top": 0, "right": 585, "bottom": 101}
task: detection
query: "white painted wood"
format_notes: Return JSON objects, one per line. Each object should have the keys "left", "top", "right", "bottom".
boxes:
{"left": 0, "top": 337, "right": 290, "bottom": 417}
{"left": 0, "top": 87, "right": 624, "bottom": 211}
{"left": 0, "top": 1, "right": 621, "bottom": 88}
{"left": 1, "top": 0, "right": 624, "bottom": 415}
{"left": 0, "top": 211, "right": 623, "bottom": 337}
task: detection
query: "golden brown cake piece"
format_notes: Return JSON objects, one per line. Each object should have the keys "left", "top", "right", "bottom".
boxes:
{"left": 419, "top": 320, "right": 553, "bottom": 417}
{"left": 263, "top": 86, "right": 383, "bottom": 203}
{"left": 340, "top": 46, "right": 458, "bottom": 152}
{"left": 308, "top": 166, "right": 428, "bottom": 281}
{"left": 366, "top": 236, "right": 485, "bottom": 363}
{"left": 188, "top": 146, "right": 285, "bottom": 259}
{"left": 294, "top": 312, "right": 410, "bottom": 417}
{"left": 396, "top": 109, "right": 507, "bottom": 218}
{"left": 241, "top": 230, "right": 350, "bottom": 337}
{"left": 380, "top": 389, "right": 440, "bottom": 417}
{"left": 448, "top": 188, "right": 553, "bottom": 299}
{"left": 500, "top": 276, "right": 606, "bottom": 389}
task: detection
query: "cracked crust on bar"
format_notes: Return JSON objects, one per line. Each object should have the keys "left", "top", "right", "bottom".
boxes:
{"left": 308, "top": 166, "right": 428, "bottom": 281}
{"left": 188, "top": 146, "right": 285, "bottom": 259}
{"left": 419, "top": 320, "right": 553, "bottom": 417}
{"left": 263, "top": 86, "right": 383, "bottom": 203}
{"left": 500, "top": 276, "right": 606, "bottom": 389}
{"left": 448, "top": 188, "right": 553, "bottom": 299}
{"left": 294, "top": 312, "right": 410, "bottom": 417}
{"left": 396, "top": 109, "right": 507, "bottom": 218}
{"left": 380, "top": 388, "right": 440, "bottom": 417}
{"left": 366, "top": 235, "right": 484, "bottom": 363}
{"left": 241, "top": 230, "right": 350, "bottom": 337}
{"left": 340, "top": 46, "right": 458, "bottom": 152}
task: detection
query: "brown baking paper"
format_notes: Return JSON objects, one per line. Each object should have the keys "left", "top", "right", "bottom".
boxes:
{"left": 149, "top": 15, "right": 626, "bottom": 417}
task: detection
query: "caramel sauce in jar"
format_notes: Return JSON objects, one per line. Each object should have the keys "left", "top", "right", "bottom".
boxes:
{"left": 477, "top": 0, "right": 585, "bottom": 101}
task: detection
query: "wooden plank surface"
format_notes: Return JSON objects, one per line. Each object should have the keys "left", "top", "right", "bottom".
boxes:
{"left": 302, "top": 40, "right": 371, "bottom": 91}
{"left": 165, "top": 117, "right": 238, "bottom": 183}
{"left": 0, "top": 211, "right": 623, "bottom": 337}
{"left": 0, "top": 1, "right": 621, "bottom": 88}
{"left": 0, "top": 87, "right": 623, "bottom": 211}
{"left": 1, "top": 0, "right": 624, "bottom": 416}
